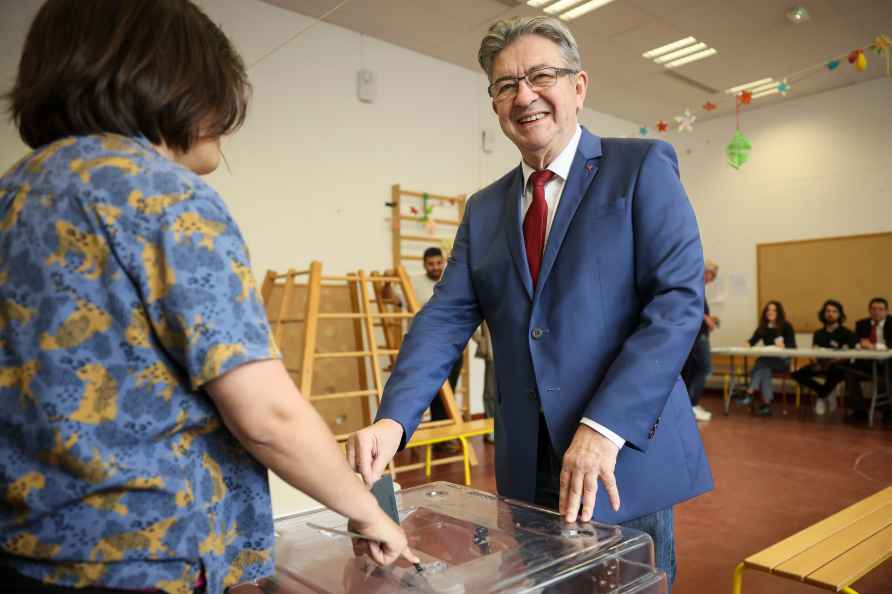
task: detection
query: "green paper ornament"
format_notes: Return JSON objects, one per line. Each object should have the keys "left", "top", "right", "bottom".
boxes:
{"left": 726, "top": 130, "right": 751, "bottom": 169}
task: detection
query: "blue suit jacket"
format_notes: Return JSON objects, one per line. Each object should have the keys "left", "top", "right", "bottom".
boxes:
{"left": 378, "top": 128, "right": 714, "bottom": 523}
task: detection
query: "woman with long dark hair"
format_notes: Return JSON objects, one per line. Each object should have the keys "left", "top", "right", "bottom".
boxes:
{"left": 741, "top": 301, "right": 796, "bottom": 416}
{"left": 0, "top": 2, "right": 415, "bottom": 592}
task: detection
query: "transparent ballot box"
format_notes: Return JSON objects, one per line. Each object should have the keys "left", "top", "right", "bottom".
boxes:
{"left": 270, "top": 481, "right": 667, "bottom": 593}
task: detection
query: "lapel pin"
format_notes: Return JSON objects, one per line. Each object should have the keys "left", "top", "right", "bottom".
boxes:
{"left": 586, "top": 162, "right": 593, "bottom": 172}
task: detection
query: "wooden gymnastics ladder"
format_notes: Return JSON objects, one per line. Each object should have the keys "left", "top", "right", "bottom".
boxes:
{"left": 388, "top": 183, "right": 473, "bottom": 421}
{"left": 262, "top": 263, "right": 489, "bottom": 482}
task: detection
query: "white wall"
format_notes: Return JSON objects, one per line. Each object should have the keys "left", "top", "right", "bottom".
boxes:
{"left": 668, "top": 77, "right": 892, "bottom": 347}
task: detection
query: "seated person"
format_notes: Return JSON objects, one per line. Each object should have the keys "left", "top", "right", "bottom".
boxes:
{"left": 742, "top": 300, "right": 796, "bottom": 416}
{"left": 792, "top": 300, "right": 857, "bottom": 415}
{"left": 845, "top": 297, "right": 891, "bottom": 419}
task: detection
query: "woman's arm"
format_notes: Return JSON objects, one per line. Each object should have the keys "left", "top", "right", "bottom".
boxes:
{"left": 747, "top": 328, "right": 761, "bottom": 346}
{"left": 205, "top": 359, "right": 417, "bottom": 565}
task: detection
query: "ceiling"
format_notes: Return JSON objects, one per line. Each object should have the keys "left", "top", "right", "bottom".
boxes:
{"left": 262, "top": 0, "right": 892, "bottom": 125}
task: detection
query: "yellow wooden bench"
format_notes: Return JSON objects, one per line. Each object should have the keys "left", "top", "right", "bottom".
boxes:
{"left": 388, "top": 418, "right": 494, "bottom": 486}
{"left": 733, "top": 485, "right": 892, "bottom": 594}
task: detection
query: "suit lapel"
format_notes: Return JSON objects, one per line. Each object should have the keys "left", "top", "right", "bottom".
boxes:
{"left": 503, "top": 166, "right": 533, "bottom": 299}
{"left": 535, "top": 129, "right": 603, "bottom": 297}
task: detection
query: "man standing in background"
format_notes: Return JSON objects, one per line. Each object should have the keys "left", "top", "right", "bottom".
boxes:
{"left": 682, "top": 260, "right": 719, "bottom": 422}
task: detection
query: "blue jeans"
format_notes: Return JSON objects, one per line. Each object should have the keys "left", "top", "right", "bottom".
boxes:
{"left": 534, "top": 415, "right": 677, "bottom": 590}
{"left": 748, "top": 357, "right": 788, "bottom": 403}
{"left": 624, "top": 507, "right": 676, "bottom": 588}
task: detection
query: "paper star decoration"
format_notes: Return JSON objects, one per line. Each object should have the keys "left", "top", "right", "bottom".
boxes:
{"left": 738, "top": 91, "right": 753, "bottom": 105}
{"left": 871, "top": 34, "right": 891, "bottom": 52}
{"left": 826, "top": 60, "right": 840, "bottom": 70}
{"left": 870, "top": 34, "right": 891, "bottom": 76}
{"left": 702, "top": 101, "right": 717, "bottom": 111}
{"left": 777, "top": 78, "right": 791, "bottom": 96}
{"left": 656, "top": 120, "right": 669, "bottom": 133}
{"left": 674, "top": 109, "right": 696, "bottom": 132}
{"left": 639, "top": 125, "right": 648, "bottom": 136}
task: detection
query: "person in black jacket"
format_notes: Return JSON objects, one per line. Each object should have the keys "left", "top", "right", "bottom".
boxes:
{"left": 792, "top": 300, "right": 857, "bottom": 415}
{"left": 844, "top": 297, "right": 890, "bottom": 419}
{"left": 741, "top": 300, "right": 796, "bottom": 416}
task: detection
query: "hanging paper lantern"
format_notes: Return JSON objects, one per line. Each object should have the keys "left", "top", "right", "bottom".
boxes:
{"left": 777, "top": 78, "right": 791, "bottom": 96}
{"left": 639, "top": 125, "right": 649, "bottom": 136}
{"left": 738, "top": 90, "right": 753, "bottom": 105}
{"left": 702, "top": 101, "right": 717, "bottom": 111}
{"left": 674, "top": 109, "right": 696, "bottom": 132}
{"left": 726, "top": 130, "right": 752, "bottom": 170}
{"left": 848, "top": 49, "right": 867, "bottom": 71}
{"left": 826, "top": 60, "right": 840, "bottom": 70}
{"left": 656, "top": 120, "right": 669, "bottom": 133}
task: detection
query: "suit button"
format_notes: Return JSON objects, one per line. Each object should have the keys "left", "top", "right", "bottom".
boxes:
{"left": 531, "top": 328, "right": 544, "bottom": 340}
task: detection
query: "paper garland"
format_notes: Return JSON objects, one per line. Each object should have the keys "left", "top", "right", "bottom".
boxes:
{"left": 674, "top": 109, "right": 696, "bottom": 132}
{"left": 630, "top": 33, "right": 887, "bottom": 143}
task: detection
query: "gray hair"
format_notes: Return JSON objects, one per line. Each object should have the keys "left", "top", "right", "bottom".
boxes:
{"left": 478, "top": 16, "right": 582, "bottom": 80}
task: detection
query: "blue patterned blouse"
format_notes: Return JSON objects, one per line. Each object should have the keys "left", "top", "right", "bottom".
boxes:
{"left": 0, "top": 134, "right": 280, "bottom": 593}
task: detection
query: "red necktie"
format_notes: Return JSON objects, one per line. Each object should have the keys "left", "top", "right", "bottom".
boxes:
{"left": 523, "top": 169, "right": 555, "bottom": 287}
{"left": 870, "top": 321, "right": 878, "bottom": 344}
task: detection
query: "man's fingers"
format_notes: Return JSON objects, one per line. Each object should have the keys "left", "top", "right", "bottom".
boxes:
{"left": 558, "top": 470, "right": 572, "bottom": 517}
{"left": 370, "top": 451, "right": 390, "bottom": 485}
{"left": 579, "top": 471, "right": 598, "bottom": 522}
{"left": 346, "top": 438, "right": 357, "bottom": 471}
{"left": 564, "top": 468, "right": 584, "bottom": 523}
{"left": 355, "top": 434, "right": 375, "bottom": 485}
{"left": 601, "top": 468, "right": 621, "bottom": 512}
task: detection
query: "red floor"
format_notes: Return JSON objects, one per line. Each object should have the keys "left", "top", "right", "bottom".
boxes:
{"left": 397, "top": 395, "right": 892, "bottom": 594}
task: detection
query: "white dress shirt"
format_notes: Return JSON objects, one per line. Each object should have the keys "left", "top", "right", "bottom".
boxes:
{"left": 874, "top": 318, "right": 887, "bottom": 349}
{"left": 519, "top": 125, "right": 626, "bottom": 451}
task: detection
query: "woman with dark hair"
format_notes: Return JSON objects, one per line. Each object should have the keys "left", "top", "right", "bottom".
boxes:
{"left": 792, "top": 300, "right": 857, "bottom": 416}
{"left": 0, "top": 1, "right": 415, "bottom": 593}
{"left": 741, "top": 301, "right": 797, "bottom": 416}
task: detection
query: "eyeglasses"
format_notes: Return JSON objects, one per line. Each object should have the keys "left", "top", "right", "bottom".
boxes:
{"left": 487, "top": 66, "right": 578, "bottom": 102}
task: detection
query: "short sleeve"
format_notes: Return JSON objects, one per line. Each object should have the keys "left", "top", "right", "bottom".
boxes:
{"left": 100, "top": 176, "right": 279, "bottom": 389}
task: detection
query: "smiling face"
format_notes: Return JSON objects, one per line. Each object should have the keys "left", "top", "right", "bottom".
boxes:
{"left": 490, "top": 34, "right": 587, "bottom": 168}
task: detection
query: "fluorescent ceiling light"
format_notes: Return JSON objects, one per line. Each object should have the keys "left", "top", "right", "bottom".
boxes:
{"left": 653, "top": 42, "right": 707, "bottom": 64}
{"left": 749, "top": 82, "right": 779, "bottom": 94}
{"left": 544, "top": 0, "right": 584, "bottom": 14}
{"left": 725, "top": 78, "right": 774, "bottom": 93}
{"left": 642, "top": 37, "right": 697, "bottom": 60}
{"left": 752, "top": 88, "right": 780, "bottom": 99}
{"left": 664, "top": 48, "right": 717, "bottom": 68}
{"left": 560, "top": 0, "right": 616, "bottom": 21}
{"left": 527, "top": 0, "right": 556, "bottom": 7}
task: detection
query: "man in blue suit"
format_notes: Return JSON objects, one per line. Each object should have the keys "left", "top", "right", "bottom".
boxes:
{"left": 348, "top": 16, "right": 712, "bottom": 585}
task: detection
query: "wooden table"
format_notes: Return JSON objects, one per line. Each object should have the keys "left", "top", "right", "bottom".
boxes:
{"left": 711, "top": 346, "right": 891, "bottom": 426}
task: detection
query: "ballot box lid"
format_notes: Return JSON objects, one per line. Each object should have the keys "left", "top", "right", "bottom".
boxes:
{"left": 269, "top": 481, "right": 666, "bottom": 594}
